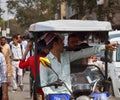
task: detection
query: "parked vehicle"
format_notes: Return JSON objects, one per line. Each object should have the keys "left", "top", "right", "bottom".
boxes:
{"left": 109, "top": 30, "right": 120, "bottom": 42}
{"left": 29, "top": 20, "right": 114, "bottom": 100}
{"left": 107, "top": 30, "right": 120, "bottom": 98}
{"left": 88, "top": 30, "right": 120, "bottom": 99}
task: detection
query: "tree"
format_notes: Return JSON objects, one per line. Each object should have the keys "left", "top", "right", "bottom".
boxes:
{"left": 66, "top": 0, "right": 97, "bottom": 19}
{"left": 6, "top": 0, "right": 62, "bottom": 30}
{"left": 0, "top": 7, "right": 5, "bottom": 28}
{"left": 9, "top": 19, "right": 24, "bottom": 35}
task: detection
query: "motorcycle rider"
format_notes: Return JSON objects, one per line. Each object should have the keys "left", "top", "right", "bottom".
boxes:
{"left": 40, "top": 33, "right": 117, "bottom": 97}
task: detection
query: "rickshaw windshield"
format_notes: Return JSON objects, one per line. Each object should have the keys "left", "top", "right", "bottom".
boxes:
{"left": 116, "top": 45, "right": 120, "bottom": 61}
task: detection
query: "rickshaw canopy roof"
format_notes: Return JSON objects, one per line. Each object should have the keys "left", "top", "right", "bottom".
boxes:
{"left": 29, "top": 20, "right": 112, "bottom": 32}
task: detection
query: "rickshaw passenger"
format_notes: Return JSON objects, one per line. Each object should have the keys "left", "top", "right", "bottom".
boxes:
{"left": 40, "top": 33, "right": 117, "bottom": 96}
{"left": 67, "top": 33, "right": 90, "bottom": 73}
{"left": 19, "top": 40, "right": 49, "bottom": 100}
{"left": 68, "top": 33, "right": 79, "bottom": 48}
{"left": 88, "top": 55, "right": 105, "bottom": 71}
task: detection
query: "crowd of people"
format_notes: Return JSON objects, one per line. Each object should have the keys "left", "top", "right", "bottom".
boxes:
{"left": 0, "top": 33, "right": 117, "bottom": 100}
{"left": 0, "top": 34, "right": 29, "bottom": 100}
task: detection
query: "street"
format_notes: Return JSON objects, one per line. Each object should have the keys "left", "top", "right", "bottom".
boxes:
{"left": 8, "top": 71, "right": 31, "bottom": 100}
{"left": 8, "top": 71, "right": 119, "bottom": 100}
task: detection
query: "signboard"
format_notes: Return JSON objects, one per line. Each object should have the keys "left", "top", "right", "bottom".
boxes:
{"left": 6, "top": 28, "right": 10, "bottom": 34}
{"left": 96, "top": 0, "right": 104, "bottom": 5}
{"left": 2, "top": 30, "right": 6, "bottom": 36}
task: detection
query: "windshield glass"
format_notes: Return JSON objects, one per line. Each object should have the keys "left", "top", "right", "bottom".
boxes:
{"left": 116, "top": 45, "right": 120, "bottom": 61}
{"left": 109, "top": 34, "right": 120, "bottom": 39}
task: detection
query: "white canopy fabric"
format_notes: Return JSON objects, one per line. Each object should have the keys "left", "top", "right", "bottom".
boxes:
{"left": 29, "top": 20, "right": 112, "bottom": 32}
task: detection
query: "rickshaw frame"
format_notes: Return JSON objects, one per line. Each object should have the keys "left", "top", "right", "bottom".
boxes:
{"left": 28, "top": 19, "right": 112, "bottom": 99}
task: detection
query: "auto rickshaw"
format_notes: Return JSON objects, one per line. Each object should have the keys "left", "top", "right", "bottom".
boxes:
{"left": 28, "top": 20, "right": 113, "bottom": 100}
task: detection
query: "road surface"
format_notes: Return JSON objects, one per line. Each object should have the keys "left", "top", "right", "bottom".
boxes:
{"left": 8, "top": 71, "right": 119, "bottom": 100}
{"left": 9, "top": 71, "right": 31, "bottom": 100}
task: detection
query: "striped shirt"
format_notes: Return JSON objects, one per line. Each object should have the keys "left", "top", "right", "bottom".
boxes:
{"left": 0, "top": 52, "right": 7, "bottom": 87}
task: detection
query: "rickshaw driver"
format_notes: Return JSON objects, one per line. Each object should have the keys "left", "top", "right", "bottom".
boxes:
{"left": 40, "top": 33, "right": 117, "bottom": 97}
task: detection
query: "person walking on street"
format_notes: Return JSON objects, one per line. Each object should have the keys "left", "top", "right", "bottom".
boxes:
{"left": 0, "top": 46, "right": 8, "bottom": 100}
{"left": 17, "top": 34, "right": 27, "bottom": 50}
{"left": 19, "top": 40, "right": 49, "bottom": 100}
{"left": 0, "top": 36, "right": 12, "bottom": 86}
{"left": 10, "top": 35, "right": 25, "bottom": 91}
{"left": 17, "top": 34, "right": 28, "bottom": 74}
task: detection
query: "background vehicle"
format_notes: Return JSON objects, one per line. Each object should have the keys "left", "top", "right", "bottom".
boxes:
{"left": 89, "top": 30, "right": 120, "bottom": 99}
{"left": 107, "top": 30, "right": 120, "bottom": 98}
{"left": 109, "top": 30, "right": 120, "bottom": 42}
{"left": 29, "top": 20, "right": 113, "bottom": 100}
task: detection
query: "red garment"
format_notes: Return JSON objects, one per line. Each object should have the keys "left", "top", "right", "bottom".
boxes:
{"left": 19, "top": 56, "right": 44, "bottom": 100}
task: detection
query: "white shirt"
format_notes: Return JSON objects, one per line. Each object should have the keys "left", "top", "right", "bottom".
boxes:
{"left": 0, "top": 52, "right": 7, "bottom": 87}
{"left": 40, "top": 45, "right": 105, "bottom": 95}
{"left": 10, "top": 43, "right": 25, "bottom": 59}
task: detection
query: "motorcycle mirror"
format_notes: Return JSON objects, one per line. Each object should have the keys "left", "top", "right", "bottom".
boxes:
{"left": 40, "top": 57, "right": 51, "bottom": 68}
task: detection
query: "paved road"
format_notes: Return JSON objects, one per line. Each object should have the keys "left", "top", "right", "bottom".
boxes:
{"left": 8, "top": 71, "right": 119, "bottom": 100}
{"left": 8, "top": 71, "right": 31, "bottom": 100}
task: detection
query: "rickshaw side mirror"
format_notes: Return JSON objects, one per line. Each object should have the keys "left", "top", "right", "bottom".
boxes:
{"left": 40, "top": 57, "right": 51, "bottom": 68}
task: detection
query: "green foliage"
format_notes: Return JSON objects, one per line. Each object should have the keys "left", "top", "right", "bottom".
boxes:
{"left": 9, "top": 19, "right": 25, "bottom": 35}
{"left": 66, "top": 0, "right": 97, "bottom": 18}
{"left": 6, "top": 0, "right": 119, "bottom": 31}
{"left": 6, "top": 0, "right": 60, "bottom": 29}
{"left": 0, "top": 19, "right": 4, "bottom": 26}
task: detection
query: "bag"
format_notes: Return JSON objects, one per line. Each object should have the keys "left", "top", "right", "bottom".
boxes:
{"left": 46, "top": 93, "right": 70, "bottom": 100}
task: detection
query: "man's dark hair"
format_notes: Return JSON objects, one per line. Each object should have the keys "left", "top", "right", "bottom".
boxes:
{"left": 12, "top": 35, "right": 18, "bottom": 40}
{"left": 37, "top": 40, "right": 47, "bottom": 56}
{"left": 68, "top": 33, "right": 78, "bottom": 42}
{"left": 17, "top": 34, "right": 22, "bottom": 39}
{"left": 0, "top": 36, "right": 6, "bottom": 40}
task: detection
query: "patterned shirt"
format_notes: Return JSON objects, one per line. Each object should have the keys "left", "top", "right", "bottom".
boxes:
{"left": 1, "top": 43, "right": 12, "bottom": 77}
{"left": 0, "top": 52, "right": 7, "bottom": 87}
{"left": 40, "top": 45, "right": 105, "bottom": 95}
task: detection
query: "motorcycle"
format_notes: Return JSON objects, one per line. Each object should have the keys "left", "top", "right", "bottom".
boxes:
{"left": 40, "top": 57, "right": 110, "bottom": 100}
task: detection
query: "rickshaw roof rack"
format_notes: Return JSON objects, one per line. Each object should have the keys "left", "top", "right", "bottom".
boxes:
{"left": 29, "top": 20, "right": 112, "bottom": 32}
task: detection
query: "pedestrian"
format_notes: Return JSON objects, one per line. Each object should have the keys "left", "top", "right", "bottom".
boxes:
{"left": 17, "top": 34, "right": 28, "bottom": 75}
{"left": 10, "top": 35, "right": 25, "bottom": 91}
{"left": 40, "top": 33, "right": 117, "bottom": 97}
{"left": 0, "top": 36, "right": 12, "bottom": 86}
{"left": 19, "top": 39, "right": 49, "bottom": 100}
{"left": 17, "top": 34, "right": 27, "bottom": 49}
{"left": 0, "top": 46, "right": 8, "bottom": 100}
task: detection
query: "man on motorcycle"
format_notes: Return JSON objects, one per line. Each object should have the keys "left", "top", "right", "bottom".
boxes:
{"left": 40, "top": 33, "right": 117, "bottom": 97}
